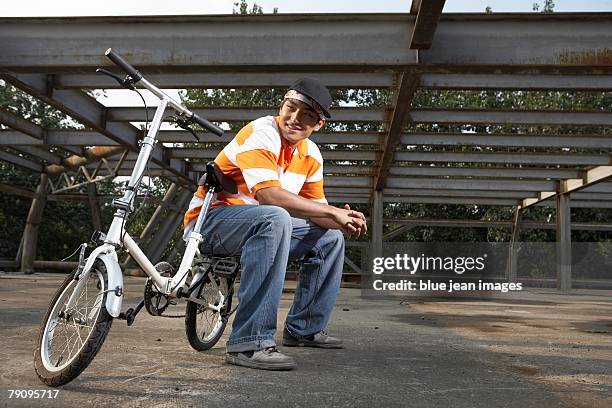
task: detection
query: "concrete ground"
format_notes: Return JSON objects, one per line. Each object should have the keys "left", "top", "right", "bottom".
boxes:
{"left": 0, "top": 273, "right": 611, "bottom": 408}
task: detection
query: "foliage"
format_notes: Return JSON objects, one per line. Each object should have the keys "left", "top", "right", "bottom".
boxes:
{"left": 233, "top": 0, "right": 277, "bottom": 14}
{"left": 532, "top": 1, "right": 555, "bottom": 13}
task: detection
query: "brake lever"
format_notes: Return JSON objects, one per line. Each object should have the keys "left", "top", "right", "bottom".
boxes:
{"left": 174, "top": 117, "right": 201, "bottom": 142}
{"left": 95, "top": 68, "right": 136, "bottom": 91}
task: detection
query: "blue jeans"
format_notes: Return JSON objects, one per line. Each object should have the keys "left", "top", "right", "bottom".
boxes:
{"left": 198, "top": 205, "right": 345, "bottom": 353}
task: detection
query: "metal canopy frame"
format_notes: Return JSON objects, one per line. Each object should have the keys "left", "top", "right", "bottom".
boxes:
{"left": 0, "top": 1, "right": 610, "bottom": 287}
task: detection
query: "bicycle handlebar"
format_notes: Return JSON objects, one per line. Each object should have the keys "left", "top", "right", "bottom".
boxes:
{"left": 189, "top": 113, "right": 224, "bottom": 137}
{"left": 104, "top": 48, "right": 224, "bottom": 137}
{"left": 105, "top": 48, "right": 142, "bottom": 82}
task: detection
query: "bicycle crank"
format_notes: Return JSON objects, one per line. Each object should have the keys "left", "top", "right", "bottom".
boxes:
{"left": 144, "top": 262, "right": 177, "bottom": 316}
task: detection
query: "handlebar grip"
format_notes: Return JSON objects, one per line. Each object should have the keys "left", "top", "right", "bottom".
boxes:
{"left": 190, "top": 113, "right": 224, "bottom": 137}
{"left": 104, "top": 48, "right": 143, "bottom": 82}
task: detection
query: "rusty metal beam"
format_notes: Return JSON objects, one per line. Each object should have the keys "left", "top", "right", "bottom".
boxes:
{"left": 521, "top": 166, "right": 612, "bottom": 209}
{"left": 374, "top": 72, "right": 419, "bottom": 191}
{"left": 1, "top": 74, "right": 189, "bottom": 182}
{"left": 410, "top": 0, "right": 446, "bottom": 49}
{"left": 420, "top": 73, "right": 612, "bottom": 90}
{"left": 53, "top": 72, "right": 396, "bottom": 89}
{"left": 410, "top": 109, "right": 612, "bottom": 126}
{"left": 0, "top": 149, "right": 44, "bottom": 172}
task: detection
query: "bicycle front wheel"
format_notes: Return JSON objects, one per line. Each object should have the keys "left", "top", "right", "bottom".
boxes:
{"left": 185, "top": 272, "right": 233, "bottom": 351}
{"left": 34, "top": 261, "right": 113, "bottom": 386}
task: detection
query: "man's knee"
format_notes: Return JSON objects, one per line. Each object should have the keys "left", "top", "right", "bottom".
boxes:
{"left": 257, "top": 205, "right": 292, "bottom": 233}
{"left": 325, "top": 229, "right": 345, "bottom": 249}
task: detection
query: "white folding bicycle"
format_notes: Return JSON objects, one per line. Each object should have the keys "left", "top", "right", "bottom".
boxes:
{"left": 34, "top": 49, "right": 240, "bottom": 386}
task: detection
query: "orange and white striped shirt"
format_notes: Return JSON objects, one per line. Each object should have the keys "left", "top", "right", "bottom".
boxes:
{"left": 183, "top": 115, "right": 326, "bottom": 231}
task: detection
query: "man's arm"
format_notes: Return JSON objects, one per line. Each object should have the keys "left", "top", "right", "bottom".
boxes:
{"left": 256, "top": 187, "right": 367, "bottom": 237}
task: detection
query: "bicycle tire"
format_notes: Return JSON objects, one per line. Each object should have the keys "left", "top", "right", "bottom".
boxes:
{"left": 34, "top": 261, "right": 113, "bottom": 386}
{"left": 184, "top": 272, "right": 233, "bottom": 351}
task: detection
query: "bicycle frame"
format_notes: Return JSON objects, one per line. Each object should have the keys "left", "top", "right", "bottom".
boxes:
{"left": 64, "top": 74, "right": 218, "bottom": 318}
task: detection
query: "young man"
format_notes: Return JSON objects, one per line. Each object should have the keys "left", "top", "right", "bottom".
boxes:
{"left": 183, "top": 77, "right": 367, "bottom": 370}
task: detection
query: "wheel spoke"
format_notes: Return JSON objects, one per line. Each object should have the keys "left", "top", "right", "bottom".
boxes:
{"left": 40, "top": 268, "right": 108, "bottom": 373}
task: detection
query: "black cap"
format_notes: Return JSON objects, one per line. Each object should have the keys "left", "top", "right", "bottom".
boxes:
{"left": 288, "top": 77, "right": 332, "bottom": 119}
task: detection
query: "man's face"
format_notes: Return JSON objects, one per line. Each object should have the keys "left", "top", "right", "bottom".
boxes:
{"left": 278, "top": 99, "right": 325, "bottom": 145}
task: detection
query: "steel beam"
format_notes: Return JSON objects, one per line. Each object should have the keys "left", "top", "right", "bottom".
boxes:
{"left": 521, "top": 166, "right": 612, "bottom": 208}
{"left": 420, "top": 14, "right": 612, "bottom": 67}
{"left": 410, "top": 0, "right": 446, "bottom": 49}
{"left": 0, "top": 129, "right": 383, "bottom": 146}
{"left": 1, "top": 14, "right": 609, "bottom": 70}
{"left": 383, "top": 218, "right": 612, "bottom": 231}
{"left": 53, "top": 72, "right": 396, "bottom": 89}
{"left": 0, "top": 131, "right": 49, "bottom": 146}
{"left": 106, "top": 107, "right": 386, "bottom": 123}
{"left": 123, "top": 183, "right": 179, "bottom": 268}
{"left": 87, "top": 183, "right": 102, "bottom": 231}
{"left": 170, "top": 162, "right": 375, "bottom": 176}
{"left": 374, "top": 72, "right": 419, "bottom": 190}
{"left": 395, "top": 151, "right": 611, "bottom": 166}
{"left": 383, "top": 196, "right": 517, "bottom": 206}
{"left": 322, "top": 165, "right": 375, "bottom": 175}
{"left": 144, "top": 189, "right": 192, "bottom": 263}
{"left": 12, "top": 146, "right": 62, "bottom": 165}
{"left": 556, "top": 200, "right": 612, "bottom": 208}
{"left": 0, "top": 150, "right": 44, "bottom": 172}
{"left": 383, "top": 188, "right": 537, "bottom": 199}
{"left": 410, "top": 109, "right": 612, "bottom": 126}
{"left": 323, "top": 176, "right": 372, "bottom": 188}
{"left": 0, "top": 15, "right": 417, "bottom": 71}
{"left": 388, "top": 166, "right": 581, "bottom": 179}
{"left": 0, "top": 130, "right": 118, "bottom": 146}
{"left": 383, "top": 224, "right": 414, "bottom": 241}
{"left": 581, "top": 182, "right": 612, "bottom": 193}
{"left": 370, "top": 190, "right": 383, "bottom": 271}
{"left": 556, "top": 193, "right": 572, "bottom": 291}
{"left": 170, "top": 148, "right": 379, "bottom": 161}
{"left": 400, "top": 132, "right": 612, "bottom": 149}
{"left": 386, "top": 178, "right": 556, "bottom": 191}
{"left": 140, "top": 183, "right": 179, "bottom": 248}
{"left": 506, "top": 207, "right": 522, "bottom": 283}
{"left": 0, "top": 108, "right": 45, "bottom": 139}
{"left": 421, "top": 73, "right": 612, "bottom": 90}
{"left": 326, "top": 196, "right": 369, "bottom": 204}
{"left": 21, "top": 173, "right": 48, "bottom": 274}
{"left": 1, "top": 74, "right": 189, "bottom": 181}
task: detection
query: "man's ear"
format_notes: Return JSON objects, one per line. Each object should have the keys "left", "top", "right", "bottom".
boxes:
{"left": 313, "top": 118, "right": 326, "bottom": 132}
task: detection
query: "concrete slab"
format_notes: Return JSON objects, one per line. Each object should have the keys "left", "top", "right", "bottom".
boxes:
{"left": 0, "top": 273, "right": 610, "bottom": 408}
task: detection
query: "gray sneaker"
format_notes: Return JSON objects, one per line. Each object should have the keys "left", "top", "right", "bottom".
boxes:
{"left": 225, "top": 347, "right": 296, "bottom": 371}
{"left": 282, "top": 329, "right": 343, "bottom": 349}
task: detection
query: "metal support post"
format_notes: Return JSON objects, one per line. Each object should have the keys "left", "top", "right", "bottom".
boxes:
{"left": 556, "top": 193, "right": 572, "bottom": 291}
{"left": 15, "top": 234, "right": 24, "bottom": 270}
{"left": 166, "top": 235, "right": 186, "bottom": 264}
{"left": 139, "top": 182, "right": 178, "bottom": 248}
{"left": 506, "top": 207, "right": 522, "bottom": 283}
{"left": 370, "top": 190, "right": 383, "bottom": 273}
{"left": 122, "top": 182, "right": 179, "bottom": 268}
{"left": 21, "top": 173, "right": 49, "bottom": 274}
{"left": 145, "top": 189, "right": 192, "bottom": 264}
{"left": 87, "top": 183, "right": 103, "bottom": 231}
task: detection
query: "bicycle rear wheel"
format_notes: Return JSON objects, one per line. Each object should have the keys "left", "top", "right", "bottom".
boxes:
{"left": 34, "top": 261, "right": 113, "bottom": 386}
{"left": 185, "top": 271, "right": 233, "bottom": 351}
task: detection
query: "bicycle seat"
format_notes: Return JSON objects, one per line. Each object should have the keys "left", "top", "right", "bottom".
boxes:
{"left": 198, "top": 162, "right": 237, "bottom": 194}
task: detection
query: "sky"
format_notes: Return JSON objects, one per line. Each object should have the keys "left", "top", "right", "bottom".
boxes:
{"left": 1, "top": 0, "right": 611, "bottom": 16}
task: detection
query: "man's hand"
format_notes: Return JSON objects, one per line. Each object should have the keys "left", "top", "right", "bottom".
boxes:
{"left": 332, "top": 204, "right": 367, "bottom": 238}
